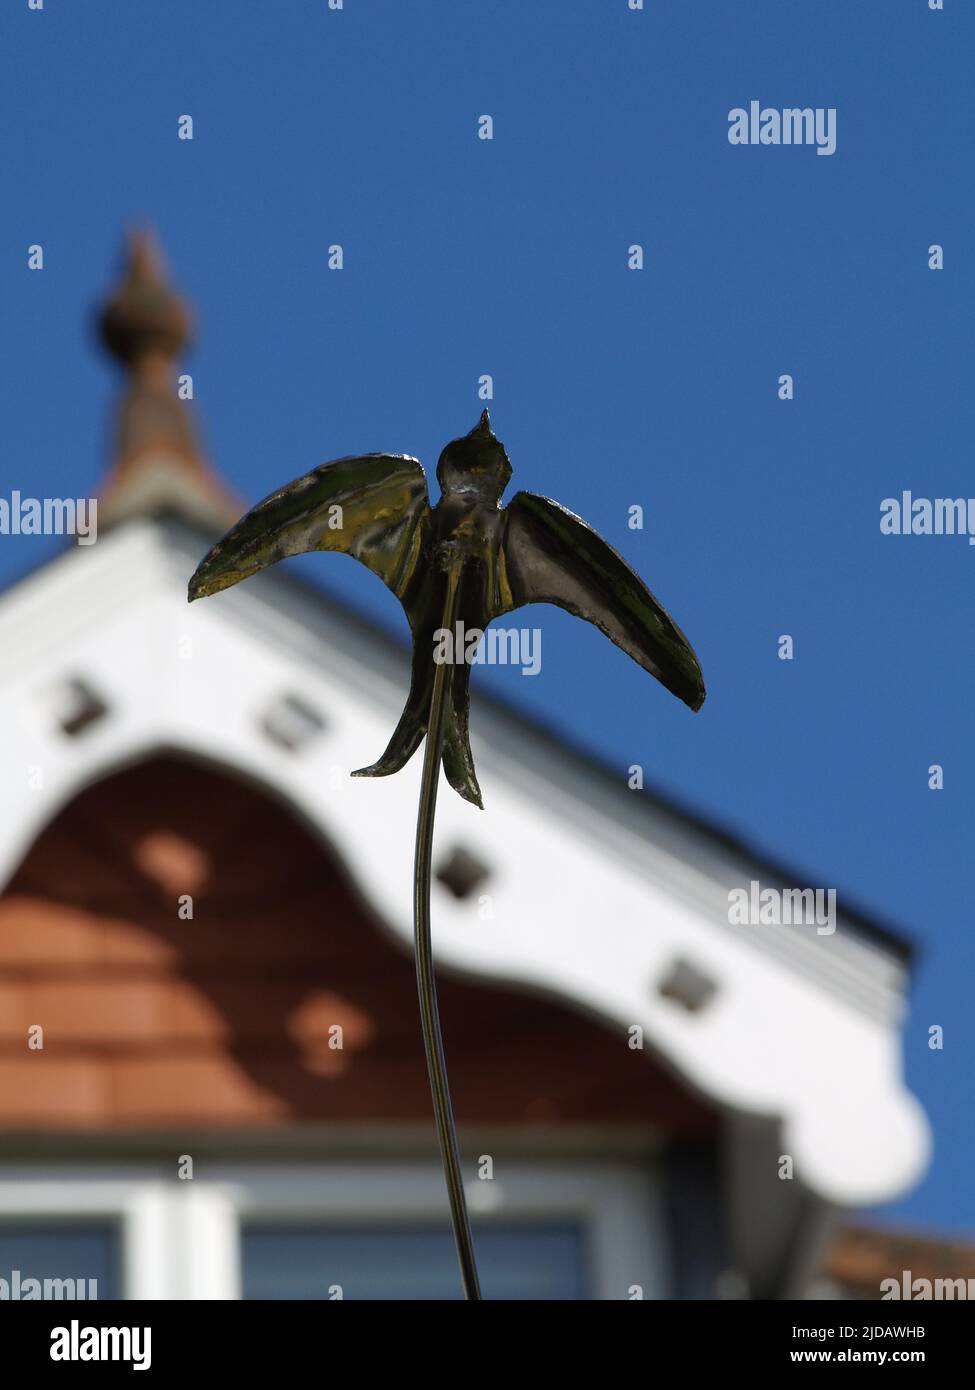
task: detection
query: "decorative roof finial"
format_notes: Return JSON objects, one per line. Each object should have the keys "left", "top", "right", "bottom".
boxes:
{"left": 95, "top": 228, "right": 240, "bottom": 531}
{"left": 99, "top": 228, "right": 192, "bottom": 368}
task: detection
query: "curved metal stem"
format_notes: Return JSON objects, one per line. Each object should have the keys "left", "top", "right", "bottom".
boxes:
{"left": 413, "top": 554, "right": 482, "bottom": 1301}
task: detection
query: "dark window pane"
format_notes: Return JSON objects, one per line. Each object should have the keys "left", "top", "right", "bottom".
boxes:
{"left": 243, "top": 1223, "right": 586, "bottom": 1300}
{"left": 0, "top": 1224, "right": 119, "bottom": 1300}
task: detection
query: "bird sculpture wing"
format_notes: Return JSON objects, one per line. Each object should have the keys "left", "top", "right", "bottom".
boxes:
{"left": 495, "top": 491, "right": 706, "bottom": 711}
{"left": 187, "top": 454, "right": 431, "bottom": 605}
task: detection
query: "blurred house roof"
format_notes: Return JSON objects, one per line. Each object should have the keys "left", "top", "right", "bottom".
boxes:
{"left": 824, "top": 1223, "right": 975, "bottom": 1297}
{"left": 0, "top": 231, "right": 930, "bottom": 1234}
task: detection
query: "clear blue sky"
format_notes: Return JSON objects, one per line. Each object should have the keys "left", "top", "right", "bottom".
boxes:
{"left": 2, "top": 1, "right": 971, "bottom": 1234}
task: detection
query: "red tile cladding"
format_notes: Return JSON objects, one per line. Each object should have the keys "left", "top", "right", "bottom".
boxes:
{"left": 0, "top": 754, "right": 716, "bottom": 1134}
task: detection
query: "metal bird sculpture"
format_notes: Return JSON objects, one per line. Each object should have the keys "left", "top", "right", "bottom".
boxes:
{"left": 188, "top": 409, "right": 705, "bottom": 1299}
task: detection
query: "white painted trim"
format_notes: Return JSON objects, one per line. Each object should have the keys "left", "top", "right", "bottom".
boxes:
{"left": 0, "top": 1176, "right": 214, "bottom": 1300}
{"left": 0, "top": 518, "right": 931, "bottom": 1207}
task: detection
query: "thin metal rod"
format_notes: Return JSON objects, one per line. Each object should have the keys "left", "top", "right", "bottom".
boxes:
{"left": 413, "top": 554, "right": 482, "bottom": 1301}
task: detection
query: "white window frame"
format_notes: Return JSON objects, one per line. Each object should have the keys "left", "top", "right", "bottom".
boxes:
{"left": 0, "top": 1154, "right": 666, "bottom": 1301}
{"left": 0, "top": 1168, "right": 238, "bottom": 1300}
